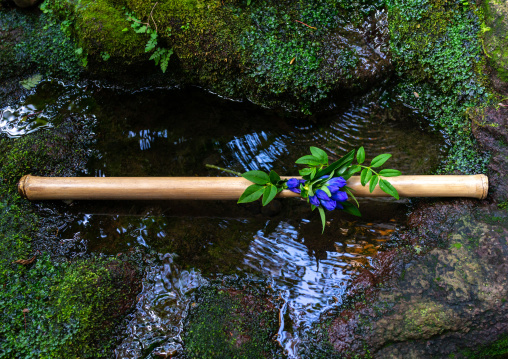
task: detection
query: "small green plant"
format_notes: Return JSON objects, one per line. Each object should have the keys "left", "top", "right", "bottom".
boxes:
{"left": 124, "top": 9, "right": 173, "bottom": 73}
{"left": 101, "top": 51, "right": 111, "bottom": 61}
{"left": 20, "top": 74, "right": 43, "bottom": 90}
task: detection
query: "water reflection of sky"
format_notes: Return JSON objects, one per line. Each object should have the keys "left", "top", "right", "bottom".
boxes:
{"left": 226, "top": 132, "right": 289, "bottom": 171}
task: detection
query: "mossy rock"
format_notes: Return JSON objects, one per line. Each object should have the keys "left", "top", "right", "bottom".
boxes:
{"left": 0, "top": 8, "right": 82, "bottom": 83}
{"left": 0, "top": 115, "right": 144, "bottom": 357}
{"left": 483, "top": 0, "right": 508, "bottom": 82}
{"left": 182, "top": 277, "right": 284, "bottom": 358}
{"left": 39, "top": 0, "right": 392, "bottom": 113}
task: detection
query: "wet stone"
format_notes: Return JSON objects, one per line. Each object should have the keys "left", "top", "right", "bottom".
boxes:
{"left": 182, "top": 276, "right": 284, "bottom": 359}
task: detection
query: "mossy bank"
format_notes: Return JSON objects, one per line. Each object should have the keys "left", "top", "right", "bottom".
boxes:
{"left": 0, "top": 116, "right": 142, "bottom": 357}
{"left": 4, "top": 0, "right": 392, "bottom": 113}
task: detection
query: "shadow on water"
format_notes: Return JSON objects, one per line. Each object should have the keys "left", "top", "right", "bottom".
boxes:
{"left": 2, "top": 80, "right": 447, "bottom": 357}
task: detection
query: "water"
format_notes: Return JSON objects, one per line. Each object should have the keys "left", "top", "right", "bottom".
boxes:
{"left": 1, "top": 80, "right": 446, "bottom": 357}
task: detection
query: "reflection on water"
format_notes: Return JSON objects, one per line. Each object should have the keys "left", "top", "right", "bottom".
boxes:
{"left": 116, "top": 253, "right": 207, "bottom": 358}
{"left": 0, "top": 79, "right": 96, "bottom": 138}
{"left": 64, "top": 204, "right": 401, "bottom": 357}
{"left": 2, "top": 83, "right": 444, "bottom": 357}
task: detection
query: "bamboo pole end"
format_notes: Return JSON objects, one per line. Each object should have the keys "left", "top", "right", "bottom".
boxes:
{"left": 480, "top": 174, "right": 489, "bottom": 200}
{"left": 18, "top": 175, "right": 30, "bottom": 199}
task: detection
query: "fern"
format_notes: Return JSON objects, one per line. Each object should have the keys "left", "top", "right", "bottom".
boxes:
{"left": 149, "top": 48, "right": 173, "bottom": 73}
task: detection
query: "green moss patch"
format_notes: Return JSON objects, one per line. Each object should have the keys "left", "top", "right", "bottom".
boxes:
{"left": 0, "top": 119, "right": 142, "bottom": 357}
{"left": 387, "top": 0, "right": 491, "bottom": 173}
{"left": 0, "top": 9, "right": 82, "bottom": 82}
{"left": 183, "top": 277, "right": 284, "bottom": 358}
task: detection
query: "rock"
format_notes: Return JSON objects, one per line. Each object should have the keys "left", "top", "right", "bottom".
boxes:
{"left": 308, "top": 201, "right": 508, "bottom": 358}
{"left": 472, "top": 94, "right": 508, "bottom": 204}
{"left": 38, "top": 0, "right": 392, "bottom": 113}
{"left": 182, "top": 276, "right": 284, "bottom": 358}
{"left": 309, "top": 93, "right": 508, "bottom": 357}
{"left": 13, "top": 0, "right": 37, "bottom": 8}
{"left": 483, "top": 0, "right": 508, "bottom": 82}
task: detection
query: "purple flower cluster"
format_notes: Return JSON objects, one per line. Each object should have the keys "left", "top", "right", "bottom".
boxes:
{"left": 286, "top": 178, "right": 306, "bottom": 194}
{"left": 287, "top": 176, "right": 348, "bottom": 211}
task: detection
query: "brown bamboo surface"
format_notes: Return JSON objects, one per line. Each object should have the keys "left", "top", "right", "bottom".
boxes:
{"left": 18, "top": 174, "right": 488, "bottom": 200}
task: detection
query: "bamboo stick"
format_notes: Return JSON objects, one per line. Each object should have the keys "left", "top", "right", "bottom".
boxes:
{"left": 18, "top": 174, "right": 488, "bottom": 201}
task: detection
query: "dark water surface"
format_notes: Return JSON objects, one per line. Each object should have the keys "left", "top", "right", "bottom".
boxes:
{"left": 1, "top": 80, "right": 446, "bottom": 357}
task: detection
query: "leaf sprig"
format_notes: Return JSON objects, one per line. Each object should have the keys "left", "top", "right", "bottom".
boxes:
{"left": 236, "top": 146, "right": 401, "bottom": 232}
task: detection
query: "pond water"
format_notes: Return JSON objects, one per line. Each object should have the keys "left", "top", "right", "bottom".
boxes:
{"left": 1, "top": 79, "right": 446, "bottom": 358}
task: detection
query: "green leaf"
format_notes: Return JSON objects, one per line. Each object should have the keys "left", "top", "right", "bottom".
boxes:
{"left": 369, "top": 175, "right": 379, "bottom": 193}
{"left": 315, "top": 150, "right": 355, "bottom": 178}
{"left": 379, "top": 169, "right": 401, "bottom": 177}
{"left": 241, "top": 170, "right": 270, "bottom": 185}
{"left": 308, "top": 167, "right": 317, "bottom": 180}
{"left": 365, "top": 169, "right": 372, "bottom": 183}
{"left": 310, "top": 147, "right": 328, "bottom": 164}
{"left": 341, "top": 202, "right": 361, "bottom": 217}
{"left": 318, "top": 206, "right": 326, "bottom": 233}
{"left": 262, "top": 185, "right": 277, "bottom": 206}
{"left": 360, "top": 168, "right": 370, "bottom": 186}
{"left": 349, "top": 165, "right": 362, "bottom": 174}
{"left": 122, "top": 27, "right": 129, "bottom": 32}
{"left": 344, "top": 187, "right": 358, "bottom": 207}
{"left": 299, "top": 167, "right": 313, "bottom": 176}
{"left": 295, "top": 155, "right": 321, "bottom": 166}
{"left": 370, "top": 154, "right": 392, "bottom": 168}
{"left": 269, "top": 170, "right": 281, "bottom": 185}
{"left": 135, "top": 25, "right": 147, "bottom": 33}
{"left": 237, "top": 184, "right": 264, "bottom": 203}
{"left": 357, "top": 146, "right": 365, "bottom": 164}
{"left": 379, "top": 179, "right": 399, "bottom": 200}
{"left": 321, "top": 186, "right": 332, "bottom": 197}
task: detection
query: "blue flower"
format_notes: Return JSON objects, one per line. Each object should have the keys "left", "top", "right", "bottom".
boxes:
{"left": 327, "top": 177, "right": 346, "bottom": 188}
{"left": 316, "top": 189, "right": 330, "bottom": 201}
{"left": 328, "top": 185, "right": 340, "bottom": 193}
{"left": 331, "top": 190, "right": 348, "bottom": 202}
{"left": 321, "top": 199, "right": 337, "bottom": 211}
{"left": 309, "top": 195, "right": 320, "bottom": 206}
{"left": 287, "top": 178, "right": 301, "bottom": 194}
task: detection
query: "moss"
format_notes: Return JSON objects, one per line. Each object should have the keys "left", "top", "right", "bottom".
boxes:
{"left": 40, "top": 0, "right": 147, "bottom": 67}
{"left": 386, "top": 0, "right": 491, "bottom": 174}
{"left": 75, "top": 1, "right": 147, "bottom": 63}
{"left": 0, "top": 8, "right": 82, "bottom": 81}
{"left": 0, "top": 120, "right": 93, "bottom": 189}
{"left": 183, "top": 277, "right": 283, "bottom": 358}
{"left": 462, "top": 333, "right": 508, "bottom": 358}
{"left": 0, "top": 254, "right": 141, "bottom": 358}
{"left": 37, "top": 0, "right": 388, "bottom": 112}
{"left": 482, "top": 0, "right": 508, "bottom": 82}
{"left": 0, "top": 120, "right": 142, "bottom": 357}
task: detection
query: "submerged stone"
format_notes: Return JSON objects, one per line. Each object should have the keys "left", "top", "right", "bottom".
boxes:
{"left": 182, "top": 276, "right": 284, "bottom": 359}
